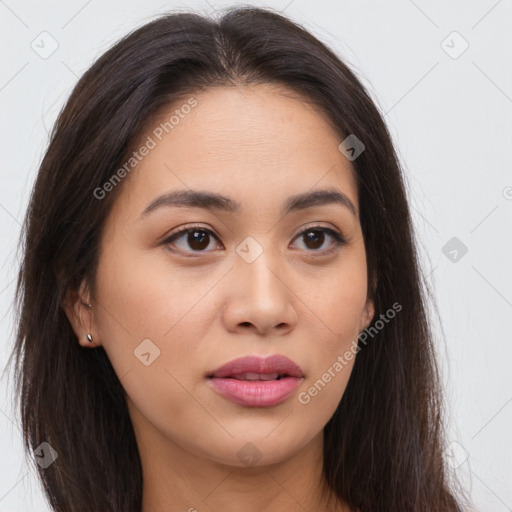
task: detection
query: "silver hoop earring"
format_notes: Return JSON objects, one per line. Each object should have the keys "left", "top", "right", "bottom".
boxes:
{"left": 87, "top": 334, "right": 94, "bottom": 343}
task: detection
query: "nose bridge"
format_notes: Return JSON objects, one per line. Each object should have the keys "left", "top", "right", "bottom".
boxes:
{"left": 235, "top": 235, "right": 285, "bottom": 300}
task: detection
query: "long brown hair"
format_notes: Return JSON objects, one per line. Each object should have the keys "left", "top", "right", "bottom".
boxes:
{"left": 6, "top": 6, "right": 471, "bottom": 511}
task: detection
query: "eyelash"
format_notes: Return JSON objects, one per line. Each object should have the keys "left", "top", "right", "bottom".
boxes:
{"left": 161, "top": 224, "right": 348, "bottom": 257}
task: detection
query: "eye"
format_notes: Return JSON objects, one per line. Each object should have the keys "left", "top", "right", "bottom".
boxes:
{"left": 162, "top": 224, "right": 222, "bottom": 254}
{"left": 162, "top": 224, "right": 348, "bottom": 256}
{"left": 291, "top": 226, "right": 348, "bottom": 255}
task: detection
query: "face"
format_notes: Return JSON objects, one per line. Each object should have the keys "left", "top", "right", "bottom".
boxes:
{"left": 67, "top": 84, "right": 374, "bottom": 468}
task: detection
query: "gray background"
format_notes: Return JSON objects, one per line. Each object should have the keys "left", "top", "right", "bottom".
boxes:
{"left": 1, "top": 0, "right": 511, "bottom": 510}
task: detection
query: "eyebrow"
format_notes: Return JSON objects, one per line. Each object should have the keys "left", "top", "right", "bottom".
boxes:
{"left": 139, "top": 188, "right": 357, "bottom": 218}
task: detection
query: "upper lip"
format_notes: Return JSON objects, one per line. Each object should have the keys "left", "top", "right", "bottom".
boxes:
{"left": 207, "top": 354, "right": 304, "bottom": 379}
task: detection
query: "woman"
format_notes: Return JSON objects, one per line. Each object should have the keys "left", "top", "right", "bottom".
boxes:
{"left": 8, "top": 5, "right": 472, "bottom": 512}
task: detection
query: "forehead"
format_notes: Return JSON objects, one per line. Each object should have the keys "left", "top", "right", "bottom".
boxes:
{"left": 109, "top": 84, "right": 359, "bottom": 222}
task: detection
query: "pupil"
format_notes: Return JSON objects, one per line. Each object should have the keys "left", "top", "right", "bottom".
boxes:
{"left": 188, "top": 230, "right": 209, "bottom": 250}
{"left": 305, "top": 230, "right": 324, "bottom": 249}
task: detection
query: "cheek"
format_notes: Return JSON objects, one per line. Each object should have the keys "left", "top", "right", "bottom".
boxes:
{"left": 293, "top": 254, "right": 367, "bottom": 410}
{"left": 298, "top": 356, "right": 356, "bottom": 422}
{"left": 92, "top": 246, "right": 217, "bottom": 437}
{"left": 93, "top": 243, "right": 222, "bottom": 376}
{"left": 303, "top": 256, "right": 368, "bottom": 346}
{"left": 96, "top": 241, "right": 200, "bottom": 332}
{"left": 293, "top": 290, "right": 362, "bottom": 434}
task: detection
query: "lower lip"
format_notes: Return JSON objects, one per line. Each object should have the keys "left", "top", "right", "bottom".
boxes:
{"left": 208, "top": 377, "right": 304, "bottom": 407}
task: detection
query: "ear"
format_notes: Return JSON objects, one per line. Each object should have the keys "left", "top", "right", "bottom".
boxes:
{"left": 61, "top": 279, "right": 100, "bottom": 348}
{"left": 360, "top": 271, "right": 378, "bottom": 332}
{"left": 359, "top": 297, "right": 375, "bottom": 333}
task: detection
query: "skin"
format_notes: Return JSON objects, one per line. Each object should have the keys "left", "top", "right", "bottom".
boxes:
{"left": 64, "top": 83, "right": 374, "bottom": 512}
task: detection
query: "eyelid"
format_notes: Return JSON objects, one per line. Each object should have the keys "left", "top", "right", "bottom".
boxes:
{"left": 164, "top": 223, "right": 219, "bottom": 242}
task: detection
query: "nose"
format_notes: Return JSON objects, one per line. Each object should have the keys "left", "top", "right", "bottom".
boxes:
{"left": 222, "top": 251, "right": 298, "bottom": 337}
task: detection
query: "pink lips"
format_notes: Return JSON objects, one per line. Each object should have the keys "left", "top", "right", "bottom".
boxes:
{"left": 207, "top": 354, "right": 304, "bottom": 407}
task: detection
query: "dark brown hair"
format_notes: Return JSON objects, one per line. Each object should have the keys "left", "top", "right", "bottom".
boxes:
{"left": 6, "top": 5, "right": 472, "bottom": 511}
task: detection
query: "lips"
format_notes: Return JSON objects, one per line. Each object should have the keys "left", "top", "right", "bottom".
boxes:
{"left": 207, "top": 355, "right": 304, "bottom": 407}
{"left": 207, "top": 354, "right": 304, "bottom": 380}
